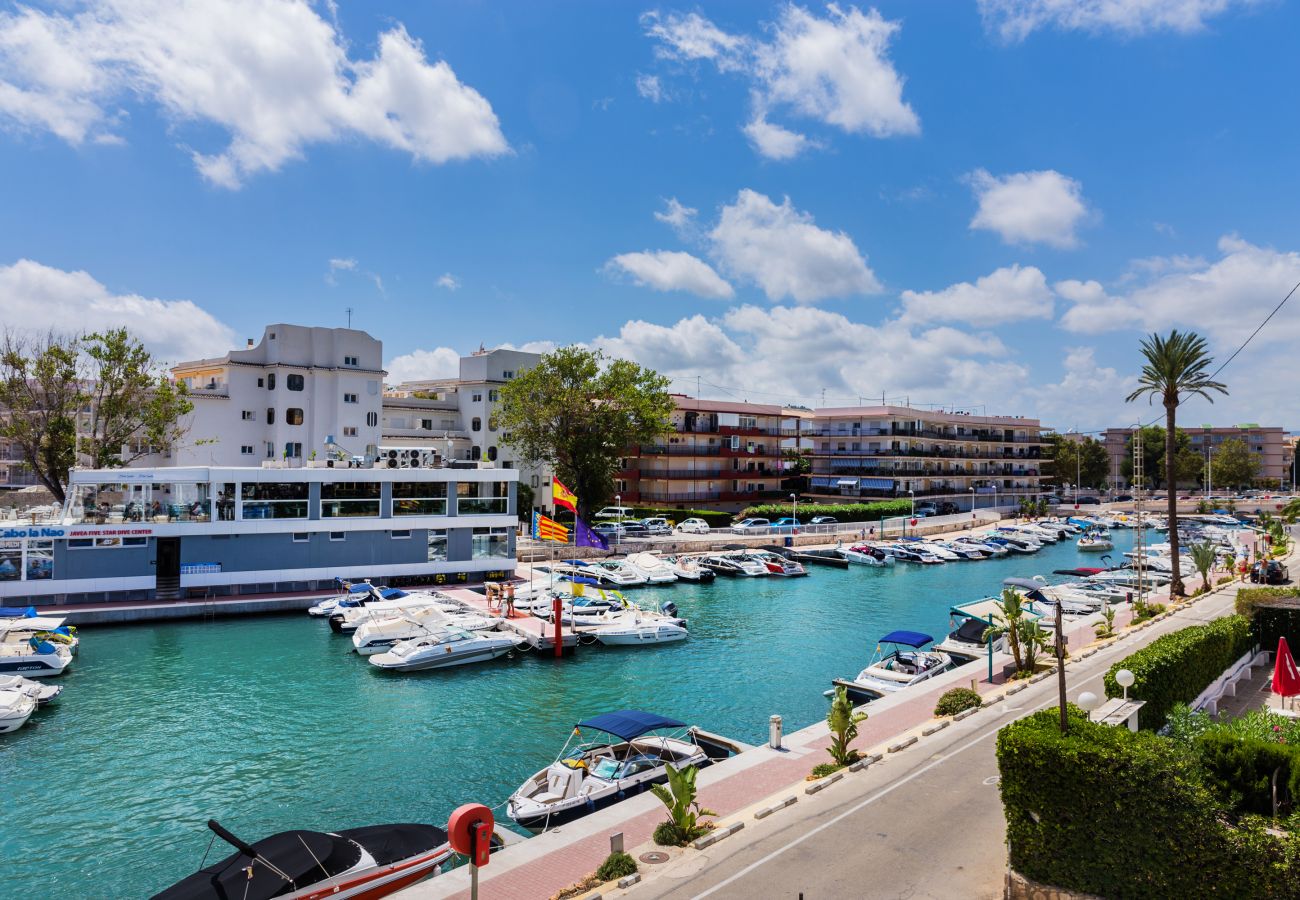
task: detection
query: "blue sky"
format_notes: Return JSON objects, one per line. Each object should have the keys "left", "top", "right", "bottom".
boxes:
{"left": 1, "top": 0, "right": 1297, "bottom": 432}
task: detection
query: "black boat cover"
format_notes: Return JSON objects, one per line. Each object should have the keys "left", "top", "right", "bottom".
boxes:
{"left": 951, "top": 617, "right": 991, "bottom": 645}
{"left": 151, "top": 823, "right": 447, "bottom": 900}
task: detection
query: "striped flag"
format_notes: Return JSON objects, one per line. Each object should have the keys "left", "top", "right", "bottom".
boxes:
{"left": 552, "top": 478, "right": 577, "bottom": 513}
{"left": 532, "top": 511, "right": 570, "bottom": 543}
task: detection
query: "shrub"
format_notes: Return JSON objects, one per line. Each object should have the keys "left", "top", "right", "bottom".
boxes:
{"left": 1236, "top": 586, "right": 1300, "bottom": 619}
{"left": 736, "top": 500, "right": 911, "bottom": 522}
{"left": 652, "top": 821, "right": 685, "bottom": 847}
{"left": 811, "top": 762, "right": 844, "bottom": 778}
{"left": 1218, "top": 574, "right": 1237, "bottom": 586}
{"left": 1102, "top": 615, "right": 1252, "bottom": 731}
{"left": 826, "top": 684, "right": 867, "bottom": 766}
{"left": 650, "top": 764, "right": 716, "bottom": 846}
{"left": 934, "top": 687, "right": 982, "bottom": 717}
{"left": 595, "top": 851, "right": 638, "bottom": 882}
{"left": 1197, "top": 731, "right": 1300, "bottom": 817}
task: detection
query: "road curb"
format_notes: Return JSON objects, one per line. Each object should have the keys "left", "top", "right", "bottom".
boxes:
{"left": 953, "top": 706, "right": 979, "bottom": 721}
{"left": 921, "top": 720, "right": 950, "bottom": 736}
{"left": 618, "top": 873, "right": 641, "bottom": 888}
{"left": 693, "top": 822, "right": 744, "bottom": 849}
{"left": 1006, "top": 683, "right": 1027, "bottom": 695}
{"left": 805, "top": 772, "right": 844, "bottom": 795}
{"left": 887, "top": 735, "right": 918, "bottom": 753}
{"left": 755, "top": 795, "right": 799, "bottom": 819}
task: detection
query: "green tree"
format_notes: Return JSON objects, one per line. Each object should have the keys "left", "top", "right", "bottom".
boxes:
{"left": 1120, "top": 426, "right": 1202, "bottom": 488}
{"left": 516, "top": 481, "right": 535, "bottom": 520}
{"left": 984, "top": 587, "right": 1028, "bottom": 672}
{"left": 1126, "top": 330, "right": 1228, "bottom": 597}
{"left": 826, "top": 685, "right": 868, "bottom": 766}
{"left": 1046, "top": 434, "right": 1110, "bottom": 491}
{"left": 0, "top": 329, "right": 192, "bottom": 504}
{"left": 1189, "top": 541, "right": 1217, "bottom": 592}
{"left": 1209, "top": 437, "right": 1260, "bottom": 490}
{"left": 494, "top": 347, "right": 674, "bottom": 519}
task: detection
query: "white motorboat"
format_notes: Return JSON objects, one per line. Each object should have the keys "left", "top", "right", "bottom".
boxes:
{"left": 0, "top": 615, "right": 78, "bottom": 654}
{"left": 933, "top": 540, "right": 987, "bottom": 560}
{"left": 883, "top": 543, "right": 944, "bottom": 565}
{"left": 0, "top": 633, "right": 73, "bottom": 677}
{"left": 0, "top": 674, "right": 62, "bottom": 704}
{"left": 351, "top": 606, "right": 499, "bottom": 655}
{"left": 911, "top": 541, "right": 960, "bottom": 562}
{"left": 0, "top": 688, "right": 37, "bottom": 734}
{"left": 586, "top": 610, "right": 689, "bottom": 646}
{"left": 842, "top": 544, "right": 894, "bottom": 567}
{"left": 829, "top": 631, "right": 954, "bottom": 703}
{"left": 983, "top": 534, "right": 1037, "bottom": 554}
{"left": 1077, "top": 534, "right": 1113, "bottom": 552}
{"left": 954, "top": 538, "right": 1006, "bottom": 557}
{"left": 369, "top": 627, "right": 521, "bottom": 672}
{"left": 702, "top": 552, "right": 769, "bottom": 577}
{"left": 666, "top": 555, "right": 716, "bottom": 582}
{"left": 507, "top": 710, "right": 710, "bottom": 831}
{"left": 307, "top": 581, "right": 374, "bottom": 617}
{"left": 745, "top": 550, "right": 808, "bottom": 577}
{"left": 587, "top": 560, "right": 649, "bottom": 587}
{"left": 624, "top": 553, "right": 679, "bottom": 585}
{"left": 330, "top": 590, "right": 461, "bottom": 633}
{"left": 934, "top": 597, "right": 1041, "bottom": 661}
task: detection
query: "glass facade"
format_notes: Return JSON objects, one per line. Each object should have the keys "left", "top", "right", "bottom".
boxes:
{"left": 457, "top": 481, "right": 509, "bottom": 515}
{"left": 427, "top": 529, "right": 448, "bottom": 561}
{"left": 241, "top": 482, "right": 309, "bottom": 519}
{"left": 70, "top": 481, "right": 213, "bottom": 523}
{"left": 472, "top": 527, "right": 510, "bottom": 559}
{"left": 392, "top": 481, "right": 448, "bottom": 516}
{"left": 321, "top": 482, "right": 381, "bottom": 518}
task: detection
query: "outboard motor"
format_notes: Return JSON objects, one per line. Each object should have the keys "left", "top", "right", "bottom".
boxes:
{"left": 659, "top": 600, "right": 687, "bottom": 627}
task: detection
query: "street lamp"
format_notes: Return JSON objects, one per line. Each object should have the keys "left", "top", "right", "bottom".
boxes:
{"left": 1077, "top": 691, "right": 1103, "bottom": 721}
{"left": 614, "top": 493, "right": 622, "bottom": 556}
{"left": 790, "top": 493, "right": 798, "bottom": 532}
{"left": 1115, "top": 668, "right": 1135, "bottom": 701}
{"left": 907, "top": 488, "right": 915, "bottom": 536}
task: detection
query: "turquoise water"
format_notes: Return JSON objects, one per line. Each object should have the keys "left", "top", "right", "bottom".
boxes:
{"left": 1, "top": 529, "right": 1134, "bottom": 896}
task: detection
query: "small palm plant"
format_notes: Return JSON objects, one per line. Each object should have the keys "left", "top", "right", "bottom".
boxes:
{"left": 826, "top": 684, "right": 868, "bottom": 767}
{"left": 984, "top": 587, "right": 1027, "bottom": 672}
{"left": 1017, "top": 619, "right": 1051, "bottom": 674}
{"left": 1094, "top": 601, "right": 1116, "bottom": 638}
{"left": 650, "top": 764, "right": 717, "bottom": 846}
{"left": 1189, "top": 540, "right": 1217, "bottom": 594}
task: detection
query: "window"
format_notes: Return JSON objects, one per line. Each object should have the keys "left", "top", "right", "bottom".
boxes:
{"left": 284, "top": 442, "right": 302, "bottom": 459}
{"left": 427, "top": 529, "right": 448, "bottom": 561}
{"left": 366, "top": 412, "right": 378, "bottom": 427}
{"left": 531, "top": 475, "right": 540, "bottom": 487}
{"left": 343, "top": 393, "right": 358, "bottom": 404}
{"left": 267, "top": 408, "right": 275, "bottom": 425}
{"left": 67, "top": 537, "right": 148, "bottom": 550}
{"left": 503, "top": 370, "right": 514, "bottom": 379}
{"left": 292, "top": 533, "right": 310, "bottom": 543}
{"left": 286, "top": 408, "right": 304, "bottom": 426}
{"left": 471, "top": 445, "right": 481, "bottom": 461}
{"left": 329, "top": 531, "right": 346, "bottom": 541}
{"left": 392, "top": 481, "right": 448, "bottom": 516}
{"left": 343, "top": 426, "right": 358, "bottom": 438}
{"left": 241, "top": 410, "right": 255, "bottom": 421}
{"left": 257, "top": 377, "right": 264, "bottom": 388}
{"left": 471, "top": 417, "right": 482, "bottom": 432}
{"left": 421, "top": 419, "right": 433, "bottom": 431}
{"left": 472, "top": 392, "right": 482, "bottom": 402}
{"left": 488, "top": 389, "right": 499, "bottom": 402}
{"left": 487, "top": 446, "right": 498, "bottom": 461}
{"left": 287, "top": 373, "right": 304, "bottom": 391}
{"left": 390, "top": 530, "right": 411, "bottom": 539}
{"left": 265, "top": 442, "right": 275, "bottom": 459}
{"left": 344, "top": 355, "right": 359, "bottom": 366}
{"left": 321, "top": 481, "right": 381, "bottom": 517}
{"left": 457, "top": 480, "right": 509, "bottom": 514}
{"left": 472, "top": 527, "right": 511, "bottom": 559}
{"left": 267, "top": 373, "right": 276, "bottom": 390}
{"left": 270, "top": 332, "right": 276, "bottom": 339}
{"left": 240, "top": 482, "right": 309, "bottom": 519}
{"left": 240, "top": 445, "right": 254, "bottom": 455}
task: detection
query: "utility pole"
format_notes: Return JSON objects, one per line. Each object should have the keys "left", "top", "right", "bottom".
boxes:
{"left": 1133, "top": 426, "right": 1147, "bottom": 610}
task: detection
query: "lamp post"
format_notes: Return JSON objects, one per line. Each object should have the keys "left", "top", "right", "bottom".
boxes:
{"left": 908, "top": 488, "right": 915, "bottom": 537}
{"left": 1115, "top": 668, "right": 1135, "bottom": 701}
{"left": 615, "top": 493, "right": 621, "bottom": 556}
{"left": 790, "top": 492, "right": 798, "bottom": 533}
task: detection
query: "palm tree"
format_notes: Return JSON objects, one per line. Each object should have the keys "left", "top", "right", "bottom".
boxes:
{"left": 1126, "top": 331, "right": 1228, "bottom": 596}
{"left": 983, "top": 587, "right": 1027, "bottom": 672}
{"left": 1189, "top": 541, "right": 1217, "bottom": 594}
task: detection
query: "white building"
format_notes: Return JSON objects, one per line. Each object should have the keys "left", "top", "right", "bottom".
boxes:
{"left": 382, "top": 347, "right": 553, "bottom": 514}
{"left": 160, "top": 324, "right": 385, "bottom": 466}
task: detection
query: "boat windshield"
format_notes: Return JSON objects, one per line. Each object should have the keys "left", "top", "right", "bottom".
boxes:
{"left": 590, "top": 758, "right": 620, "bottom": 780}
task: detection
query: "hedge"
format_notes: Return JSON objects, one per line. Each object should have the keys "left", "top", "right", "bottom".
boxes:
{"left": 1237, "top": 588, "right": 1300, "bottom": 655}
{"left": 737, "top": 500, "right": 912, "bottom": 521}
{"left": 997, "top": 708, "right": 1300, "bottom": 898}
{"left": 1103, "top": 615, "right": 1253, "bottom": 731}
{"left": 1197, "top": 731, "right": 1300, "bottom": 817}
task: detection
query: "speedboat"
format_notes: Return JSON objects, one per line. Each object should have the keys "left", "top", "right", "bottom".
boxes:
{"left": 0, "top": 615, "right": 78, "bottom": 654}
{"left": 934, "top": 616, "right": 1003, "bottom": 661}
{"left": 587, "top": 610, "right": 690, "bottom": 646}
{"left": 842, "top": 544, "right": 894, "bottom": 566}
{"left": 983, "top": 534, "right": 1037, "bottom": 554}
{"left": 587, "top": 560, "right": 648, "bottom": 587}
{"left": 932, "top": 540, "right": 987, "bottom": 560}
{"left": 506, "top": 710, "right": 709, "bottom": 832}
{"left": 625, "top": 553, "right": 679, "bottom": 584}
{"left": 351, "top": 606, "right": 499, "bottom": 656}
{"left": 0, "top": 634, "right": 73, "bottom": 677}
{"left": 0, "top": 674, "right": 62, "bottom": 704}
{"left": 884, "top": 543, "right": 943, "bottom": 565}
{"left": 954, "top": 537, "right": 1006, "bottom": 557}
{"left": 667, "top": 555, "right": 716, "bottom": 582}
{"left": 330, "top": 590, "right": 461, "bottom": 634}
{"left": 1077, "top": 534, "right": 1113, "bottom": 552}
{"left": 369, "top": 627, "right": 520, "bottom": 672}
{"left": 702, "top": 552, "right": 769, "bottom": 577}
{"left": 0, "top": 689, "right": 37, "bottom": 733}
{"left": 150, "top": 818, "right": 453, "bottom": 900}
{"left": 540, "top": 561, "right": 635, "bottom": 589}
{"left": 307, "top": 581, "right": 374, "bottom": 617}
{"left": 903, "top": 539, "right": 959, "bottom": 562}
{"left": 829, "top": 631, "right": 954, "bottom": 703}
{"left": 745, "top": 550, "right": 807, "bottom": 576}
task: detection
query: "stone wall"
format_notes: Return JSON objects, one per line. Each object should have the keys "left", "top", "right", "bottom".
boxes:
{"left": 1005, "top": 869, "right": 1103, "bottom": 900}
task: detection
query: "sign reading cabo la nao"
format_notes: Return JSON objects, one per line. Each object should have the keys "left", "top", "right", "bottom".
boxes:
{"left": 1, "top": 527, "right": 67, "bottom": 539}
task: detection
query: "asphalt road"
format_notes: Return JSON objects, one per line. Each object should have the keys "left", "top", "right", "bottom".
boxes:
{"left": 632, "top": 586, "right": 1242, "bottom": 900}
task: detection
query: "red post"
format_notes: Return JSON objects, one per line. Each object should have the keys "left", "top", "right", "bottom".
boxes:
{"left": 552, "top": 595, "right": 563, "bottom": 658}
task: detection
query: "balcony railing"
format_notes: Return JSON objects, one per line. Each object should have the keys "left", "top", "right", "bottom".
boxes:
{"left": 634, "top": 469, "right": 728, "bottom": 479}
{"left": 640, "top": 445, "right": 724, "bottom": 456}
{"left": 808, "top": 447, "right": 1042, "bottom": 460}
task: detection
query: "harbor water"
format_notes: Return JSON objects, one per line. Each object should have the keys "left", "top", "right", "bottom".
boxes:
{"left": 1, "top": 529, "right": 1135, "bottom": 896}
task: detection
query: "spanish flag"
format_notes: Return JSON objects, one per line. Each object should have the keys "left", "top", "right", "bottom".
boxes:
{"left": 552, "top": 478, "right": 577, "bottom": 513}
{"left": 532, "top": 511, "right": 570, "bottom": 543}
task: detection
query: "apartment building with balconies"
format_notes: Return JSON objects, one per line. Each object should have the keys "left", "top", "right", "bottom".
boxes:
{"left": 617, "top": 396, "right": 792, "bottom": 511}
{"left": 804, "top": 406, "right": 1048, "bottom": 507}
{"left": 1101, "top": 424, "right": 1288, "bottom": 489}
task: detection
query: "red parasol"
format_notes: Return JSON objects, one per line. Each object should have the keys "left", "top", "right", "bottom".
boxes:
{"left": 1272, "top": 637, "right": 1300, "bottom": 700}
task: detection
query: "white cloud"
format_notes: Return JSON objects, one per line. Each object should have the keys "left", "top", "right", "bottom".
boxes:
{"left": 642, "top": 4, "right": 918, "bottom": 159}
{"left": 636, "top": 73, "right": 664, "bottom": 102}
{"left": 385, "top": 347, "right": 460, "bottom": 385}
{"left": 595, "top": 315, "right": 747, "bottom": 373}
{"left": 979, "top": 0, "right": 1260, "bottom": 41}
{"left": 968, "top": 168, "right": 1091, "bottom": 248}
{"left": 709, "top": 189, "right": 881, "bottom": 302}
{"left": 604, "top": 251, "right": 734, "bottom": 299}
{"left": 742, "top": 109, "right": 815, "bottom": 160}
{"left": 654, "top": 197, "right": 698, "bottom": 235}
{"left": 1020, "top": 345, "right": 1135, "bottom": 432}
{"left": 0, "top": 1, "right": 508, "bottom": 187}
{"left": 1059, "top": 235, "right": 1300, "bottom": 347}
{"left": 0, "top": 258, "right": 234, "bottom": 362}
{"left": 436, "top": 273, "right": 460, "bottom": 291}
{"left": 901, "top": 264, "right": 1055, "bottom": 325}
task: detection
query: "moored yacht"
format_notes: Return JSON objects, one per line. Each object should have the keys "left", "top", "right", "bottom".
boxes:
{"left": 351, "top": 606, "right": 499, "bottom": 656}
{"left": 0, "top": 631, "right": 72, "bottom": 677}
{"left": 624, "top": 553, "right": 679, "bottom": 585}
{"left": 829, "top": 631, "right": 954, "bottom": 703}
{"left": 0, "top": 688, "right": 37, "bottom": 734}
{"left": 745, "top": 550, "right": 808, "bottom": 576}
{"left": 666, "top": 555, "right": 716, "bottom": 582}
{"left": 369, "top": 627, "right": 521, "bottom": 672}
{"left": 307, "top": 581, "right": 374, "bottom": 617}
{"left": 0, "top": 673, "right": 63, "bottom": 704}
{"left": 842, "top": 544, "right": 894, "bottom": 566}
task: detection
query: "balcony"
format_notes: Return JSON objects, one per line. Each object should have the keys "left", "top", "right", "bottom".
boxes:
{"left": 634, "top": 469, "right": 727, "bottom": 479}
{"left": 640, "top": 445, "right": 724, "bottom": 456}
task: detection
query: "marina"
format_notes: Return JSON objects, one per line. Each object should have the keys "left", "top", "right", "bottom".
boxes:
{"left": 0, "top": 527, "right": 1151, "bottom": 896}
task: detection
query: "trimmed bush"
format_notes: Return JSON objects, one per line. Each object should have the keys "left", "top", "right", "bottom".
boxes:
{"left": 1197, "top": 731, "right": 1300, "bottom": 817}
{"left": 1237, "top": 586, "right": 1300, "bottom": 619}
{"left": 934, "top": 687, "right": 982, "bottom": 717}
{"left": 595, "top": 851, "right": 638, "bottom": 882}
{"left": 737, "top": 500, "right": 911, "bottom": 522}
{"left": 652, "top": 821, "right": 685, "bottom": 846}
{"left": 1103, "top": 615, "right": 1253, "bottom": 731}
{"left": 997, "top": 708, "right": 1300, "bottom": 899}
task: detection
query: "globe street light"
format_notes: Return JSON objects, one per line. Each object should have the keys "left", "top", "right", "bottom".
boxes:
{"left": 1077, "top": 691, "right": 1102, "bottom": 716}
{"left": 1115, "top": 668, "right": 1135, "bottom": 701}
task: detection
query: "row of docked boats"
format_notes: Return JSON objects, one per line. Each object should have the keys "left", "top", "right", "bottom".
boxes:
{"left": 0, "top": 607, "right": 74, "bottom": 735}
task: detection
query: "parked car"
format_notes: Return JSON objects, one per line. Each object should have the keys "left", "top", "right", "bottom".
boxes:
{"left": 936, "top": 501, "right": 959, "bottom": 515}
{"left": 770, "top": 517, "right": 803, "bottom": 533}
{"left": 593, "top": 521, "right": 648, "bottom": 539}
{"left": 641, "top": 517, "right": 672, "bottom": 535}
{"left": 809, "top": 515, "right": 838, "bottom": 525}
{"left": 1250, "top": 559, "right": 1290, "bottom": 585}
{"left": 675, "top": 517, "right": 710, "bottom": 534}
{"left": 1114, "top": 494, "right": 1134, "bottom": 502}
{"left": 593, "top": 506, "right": 636, "bottom": 520}
{"left": 1043, "top": 495, "right": 1062, "bottom": 505}
{"left": 1076, "top": 497, "right": 1101, "bottom": 505}
{"left": 730, "top": 518, "right": 771, "bottom": 534}
{"left": 915, "top": 502, "right": 939, "bottom": 516}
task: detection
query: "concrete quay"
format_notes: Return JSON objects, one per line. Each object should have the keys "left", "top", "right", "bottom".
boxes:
{"left": 33, "top": 589, "right": 336, "bottom": 625}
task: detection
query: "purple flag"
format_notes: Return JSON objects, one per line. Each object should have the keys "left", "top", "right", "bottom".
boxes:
{"left": 575, "top": 516, "right": 609, "bottom": 551}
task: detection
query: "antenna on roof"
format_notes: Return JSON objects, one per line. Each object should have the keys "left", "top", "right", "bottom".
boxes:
{"left": 346, "top": 307, "right": 353, "bottom": 329}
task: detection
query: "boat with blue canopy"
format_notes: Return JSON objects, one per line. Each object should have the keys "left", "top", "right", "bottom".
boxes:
{"left": 829, "top": 630, "right": 955, "bottom": 703}
{"left": 506, "top": 709, "right": 709, "bottom": 831}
